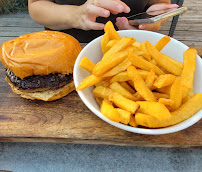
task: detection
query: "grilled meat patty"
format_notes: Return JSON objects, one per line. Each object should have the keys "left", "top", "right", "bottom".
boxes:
{"left": 6, "top": 69, "right": 73, "bottom": 91}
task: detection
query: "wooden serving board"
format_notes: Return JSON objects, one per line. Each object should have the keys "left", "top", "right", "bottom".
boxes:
{"left": 0, "top": 46, "right": 201, "bottom": 148}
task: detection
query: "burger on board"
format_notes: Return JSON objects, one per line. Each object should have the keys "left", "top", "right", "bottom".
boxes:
{"left": 0, "top": 31, "right": 82, "bottom": 101}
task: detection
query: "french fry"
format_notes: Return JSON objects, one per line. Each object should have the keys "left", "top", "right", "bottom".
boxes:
{"left": 103, "top": 58, "right": 131, "bottom": 77}
{"left": 181, "top": 48, "right": 197, "bottom": 98}
{"left": 127, "top": 66, "right": 157, "bottom": 102}
{"left": 129, "top": 115, "right": 138, "bottom": 127}
{"left": 140, "top": 42, "right": 151, "bottom": 61}
{"left": 128, "top": 52, "right": 164, "bottom": 75}
{"left": 93, "top": 48, "right": 129, "bottom": 76}
{"left": 102, "top": 37, "right": 135, "bottom": 60}
{"left": 155, "top": 85, "right": 171, "bottom": 95}
{"left": 95, "top": 80, "right": 110, "bottom": 87}
{"left": 136, "top": 101, "right": 171, "bottom": 121}
{"left": 116, "top": 108, "right": 131, "bottom": 124}
{"left": 127, "top": 80, "right": 134, "bottom": 88}
{"left": 135, "top": 94, "right": 202, "bottom": 128}
{"left": 79, "top": 57, "right": 95, "bottom": 73}
{"left": 101, "top": 32, "right": 110, "bottom": 54}
{"left": 146, "top": 41, "right": 183, "bottom": 75}
{"left": 110, "top": 82, "right": 137, "bottom": 101}
{"left": 188, "top": 87, "right": 195, "bottom": 97}
{"left": 158, "top": 98, "right": 174, "bottom": 108}
{"left": 149, "top": 59, "right": 157, "bottom": 65}
{"left": 134, "top": 51, "right": 151, "bottom": 61}
{"left": 153, "top": 74, "right": 177, "bottom": 88}
{"left": 132, "top": 41, "right": 141, "bottom": 49}
{"left": 134, "top": 92, "right": 144, "bottom": 101}
{"left": 119, "top": 81, "right": 136, "bottom": 94}
{"left": 154, "top": 36, "right": 171, "bottom": 51}
{"left": 93, "top": 86, "right": 114, "bottom": 99}
{"left": 181, "top": 95, "right": 190, "bottom": 104}
{"left": 110, "top": 92, "right": 139, "bottom": 114}
{"left": 101, "top": 99, "right": 120, "bottom": 122}
{"left": 110, "top": 71, "right": 130, "bottom": 83}
{"left": 95, "top": 97, "right": 103, "bottom": 106}
{"left": 145, "top": 69, "right": 156, "bottom": 89}
{"left": 136, "top": 70, "right": 150, "bottom": 80}
{"left": 106, "top": 39, "right": 119, "bottom": 49}
{"left": 76, "top": 75, "right": 102, "bottom": 91}
{"left": 104, "top": 21, "right": 121, "bottom": 40}
{"left": 134, "top": 69, "right": 156, "bottom": 100}
{"left": 153, "top": 92, "right": 170, "bottom": 99}
{"left": 170, "top": 77, "right": 182, "bottom": 111}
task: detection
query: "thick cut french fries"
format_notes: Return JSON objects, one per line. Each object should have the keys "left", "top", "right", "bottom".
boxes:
{"left": 76, "top": 75, "right": 102, "bottom": 91}
{"left": 135, "top": 94, "right": 202, "bottom": 128}
{"left": 128, "top": 52, "right": 164, "bottom": 75}
{"left": 93, "top": 48, "right": 129, "bottom": 76}
{"left": 140, "top": 42, "right": 151, "bottom": 61}
{"left": 145, "top": 69, "right": 156, "bottom": 89}
{"left": 77, "top": 21, "right": 199, "bottom": 129}
{"left": 119, "top": 81, "right": 136, "bottom": 94}
{"left": 154, "top": 36, "right": 171, "bottom": 51}
{"left": 155, "top": 85, "right": 171, "bottom": 95}
{"left": 110, "top": 82, "right": 137, "bottom": 101}
{"left": 129, "top": 115, "right": 138, "bottom": 127}
{"left": 116, "top": 108, "right": 131, "bottom": 124}
{"left": 170, "top": 77, "right": 182, "bottom": 111}
{"left": 106, "top": 39, "right": 119, "bottom": 49}
{"left": 181, "top": 48, "right": 197, "bottom": 98}
{"left": 110, "top": 71, "right": 130, "bottom": 83}
{"left": 101, "top": 99, "right": 120, "bottom": 122}
{"left": 79, "top": 57, "right": 95, "bottom": 73}
{"left": 158, "top": 98, "right": 174, "bottom": 108}
{"left": 146, "top": 41, "right": 183, "bottom": 75}
{"left": 93, "top": 86, "right": 114, "bottom": 99}
{"left": 101, "top": 32, "right": 110, "bottom": 54}
{"left": 153, "top": 74, "right": 176, "bottom": 88}
{"left": 110, "top": 92, "right": 139, "bottom": 114}
{"left": 137, "top": 101, "right": 171, "bottom": 121}
{"left": 153, "top": 92, "right": 170, "bottom": 99}
{"left": 127, "top": 66, "right": 157, "bottom": 102}
{"left": 102, "top": 37, "right": 135, "bottom": 60}
{"left": 103, "top": 58, "right": 131, "bottom": 77}
{"left": 104, "top": 21, "right": 121, "bottom": 40}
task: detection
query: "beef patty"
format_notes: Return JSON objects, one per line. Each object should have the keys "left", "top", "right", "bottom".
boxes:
{"left": 6, "top": 69, "right": 73, "bottom": 92}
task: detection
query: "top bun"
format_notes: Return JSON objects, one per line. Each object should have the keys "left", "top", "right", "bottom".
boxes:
{"left": 0, "top": 31, "right": 82, "bottom": 79}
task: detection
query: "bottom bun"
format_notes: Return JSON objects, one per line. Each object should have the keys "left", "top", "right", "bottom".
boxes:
{"left": 6, "top": 77, "right": 75, "bottom": 101}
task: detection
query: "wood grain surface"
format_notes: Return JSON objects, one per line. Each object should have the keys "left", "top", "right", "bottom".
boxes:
{"left": 0, "top": 46, "right": 201, "bottom": 148}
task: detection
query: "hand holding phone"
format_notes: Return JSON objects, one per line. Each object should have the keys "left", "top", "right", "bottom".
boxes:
{"left": 127, "top": 6, "right": 187, "bottom": 25}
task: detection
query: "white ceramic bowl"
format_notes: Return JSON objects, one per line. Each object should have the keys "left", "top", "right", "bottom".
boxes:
{"left": 73, "top": 30, "right": 202, "bottom": 135}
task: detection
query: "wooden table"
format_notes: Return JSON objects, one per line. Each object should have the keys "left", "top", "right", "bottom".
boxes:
{"left": 0, "top": 45, "right": 201, "bottom": 148}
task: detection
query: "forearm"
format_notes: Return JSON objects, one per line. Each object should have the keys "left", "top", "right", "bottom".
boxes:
{"left": 28, "top": 0, "right": 80, "bottom": 30}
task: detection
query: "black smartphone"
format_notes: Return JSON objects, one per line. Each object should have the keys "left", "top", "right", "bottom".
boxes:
{"left": 127, "top": 6, "right": 187, "bottom": 25}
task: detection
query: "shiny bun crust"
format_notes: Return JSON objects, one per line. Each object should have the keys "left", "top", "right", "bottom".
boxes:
{"left": 0, "top": 31, "right": 82, "bottom": 79}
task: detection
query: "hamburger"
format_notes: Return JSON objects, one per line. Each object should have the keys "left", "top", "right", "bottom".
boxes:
{"left": 0, "top": 31, "right": 82, "bottom": 101}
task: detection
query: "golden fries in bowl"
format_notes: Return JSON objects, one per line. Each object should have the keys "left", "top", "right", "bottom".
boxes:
{"left": 73, "top": 21, "right": 202, "bottom": 135}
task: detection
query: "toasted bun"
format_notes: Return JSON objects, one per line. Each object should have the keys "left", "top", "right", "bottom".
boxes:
{"left": 6, "top": 77, "right": 75, "bottom": 101}
{"left": 0, "top": 31, "right": 82, "bottom": 79}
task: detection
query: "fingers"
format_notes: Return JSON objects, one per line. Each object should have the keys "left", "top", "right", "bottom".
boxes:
{"left": 86, "top": 4, "right": 110, "bottom": 18}
{"left": 115, "top": 17, "right": 137, "bottom": 30}
{"left": 85, "top": 20, "right": 105, "bottom": 30}
{"left": 146, "top": 3, "right": 179, "bottom": 12}
{"left": 138, "top": 22, "right": 161, "bottom": 32}
{"left": 93, "top": 0, "right": 130, "bottom": 14}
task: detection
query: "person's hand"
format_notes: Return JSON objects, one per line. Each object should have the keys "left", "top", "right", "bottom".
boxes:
{"left": 77, "top": 0, "right": 130, "bottom": 30}
{"left": 115, "top": 3, "right": 178, "bottom": 32}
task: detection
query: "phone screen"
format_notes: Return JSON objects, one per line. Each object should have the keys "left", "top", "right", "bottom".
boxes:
{"left": 127, "top": 6, "right": 179, "bottom": 20}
